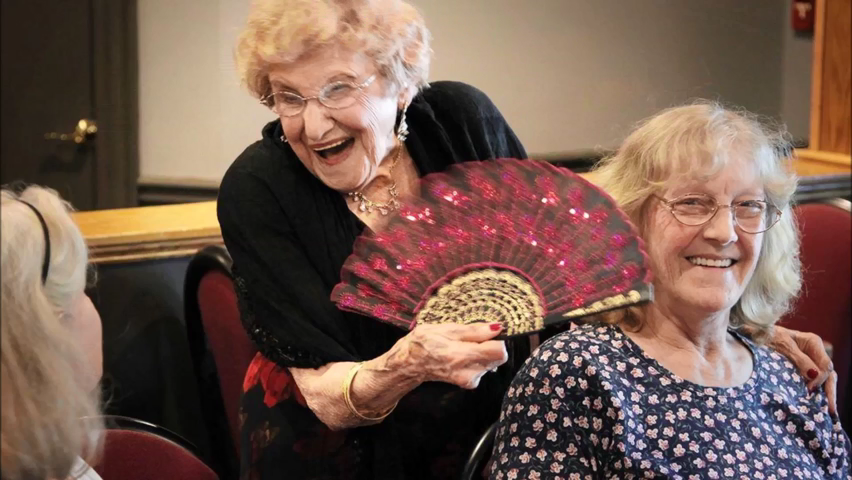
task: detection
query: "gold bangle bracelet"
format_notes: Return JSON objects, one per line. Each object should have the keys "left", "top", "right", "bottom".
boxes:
{"left": 342, "top": 362, "right": 398, "bottom": 422}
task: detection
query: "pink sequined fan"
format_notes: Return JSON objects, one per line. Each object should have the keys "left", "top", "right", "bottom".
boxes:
{"left": 331, "top": 159, "right": 653, "bottom": 337}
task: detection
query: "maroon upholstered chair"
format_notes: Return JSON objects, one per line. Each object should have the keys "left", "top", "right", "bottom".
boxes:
{"left": 185, "top": 245, "right": 256, "bottom": 476}
{"left": 781, "top": 199, "right": 851, "bottom": 418}
{"left": 93, "top": 415, "right": 218, "bottom": 480}
{"left": 199, "top": 268, "right": 256, "bottom": 449}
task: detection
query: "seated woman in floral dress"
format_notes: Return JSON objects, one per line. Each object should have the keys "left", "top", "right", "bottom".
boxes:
{"left": 491, "top": 102, "right": 850, "bottom": 479}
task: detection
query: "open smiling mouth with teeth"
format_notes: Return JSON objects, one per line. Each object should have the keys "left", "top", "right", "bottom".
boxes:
{"left": 687, "top": 257, "right": 738, "bottom": 268}
{"left": 314, "top": 138, "right": 355, "bottom": 159}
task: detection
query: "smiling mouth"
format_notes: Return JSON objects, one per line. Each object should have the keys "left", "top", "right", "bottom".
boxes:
{"left": 314, "top": 138, "right": 355, "bottom": 159}
{"left": 687, "top": 257, "right": 737, "bottom": 268}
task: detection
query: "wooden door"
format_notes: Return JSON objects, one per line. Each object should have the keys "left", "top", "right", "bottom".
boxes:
{"left": 0, "top": 0, "right": 138, "bottom": 211}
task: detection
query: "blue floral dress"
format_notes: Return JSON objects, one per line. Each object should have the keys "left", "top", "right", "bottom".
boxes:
{"left": 491, "top": 324, "right": 851, "bottom": 479}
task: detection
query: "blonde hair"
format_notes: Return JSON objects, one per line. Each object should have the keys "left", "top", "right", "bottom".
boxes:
{"left": 593, "top": 101, "right": 802, "bottom": 338}
{"left": 236, "top": 0, "right": 432, "bottom": 100}
{"left": 1, "top": 186, "right": 103, "bottom": 480}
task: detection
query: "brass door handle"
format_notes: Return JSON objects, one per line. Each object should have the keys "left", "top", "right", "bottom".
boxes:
{"left": 44, "top": 119, "right": 98, "bottom": 144}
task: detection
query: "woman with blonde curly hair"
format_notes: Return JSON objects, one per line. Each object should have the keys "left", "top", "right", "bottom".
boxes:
{"left": 491, "top": 102, "right": 850, "bottom": 479}
{"left": 219, "top": 0, "right": 527, "bottom": 477}
{"left": 1, "top": 185, "right": 104, "bottom": 480}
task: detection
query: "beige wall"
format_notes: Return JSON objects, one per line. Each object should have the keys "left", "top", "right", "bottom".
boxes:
{"left": 780, "top": 18, "right": 814, "bottom": 142}
{"left": 138, "top": 0, "right": 809, "bottom": 184}
{"left": 138, "top": 0, "right": 274, "bottom": 183}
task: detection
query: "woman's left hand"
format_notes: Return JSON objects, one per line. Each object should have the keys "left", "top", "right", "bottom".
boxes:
{"left": 768, "top": 325, "right": 837, "bottom": 415}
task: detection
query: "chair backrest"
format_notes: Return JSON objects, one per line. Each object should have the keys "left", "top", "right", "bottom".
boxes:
{"left": 199, "top": 269, "right": 255, "bottom": 450}
{"left": 782, "top": 199, "right": 851, "bottom": 416}
{"left": 93, "top": 415, "right": 219, "bottom": 480}
{"left": 184, "top": 245, "right": 255, "bottom": 470}
{"left": 460, "top": 421, "right": 498, "bottom": 480}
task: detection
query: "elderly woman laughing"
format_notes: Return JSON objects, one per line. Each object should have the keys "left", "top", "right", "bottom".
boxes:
{"left": 218, "top": 0, "right": 529, "bottom": 478}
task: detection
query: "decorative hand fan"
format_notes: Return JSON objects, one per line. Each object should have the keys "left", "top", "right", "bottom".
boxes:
{"left": 331, "top": 159, "right": 653, "bottom": 337}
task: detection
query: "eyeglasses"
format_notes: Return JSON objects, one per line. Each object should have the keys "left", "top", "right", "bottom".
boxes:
{"left": 260, "top": 75, "right": 376, "bottom": 117}
{"left": 653, "top": 193, "right": 781, "bottom": 234}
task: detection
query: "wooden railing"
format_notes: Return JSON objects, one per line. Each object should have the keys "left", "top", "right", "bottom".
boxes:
{"left": 73, "top": 201, "right": 222, "bottom": 264}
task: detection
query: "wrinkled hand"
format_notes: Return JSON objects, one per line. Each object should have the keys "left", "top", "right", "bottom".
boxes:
{"left": 768, "top": 325, "right": 837, "bottom": 415}
{"left": 396, "top": 323, "right": 509, "bottom": 389}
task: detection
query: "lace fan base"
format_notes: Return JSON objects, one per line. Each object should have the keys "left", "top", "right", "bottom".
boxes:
{"left": 413, "top": 269, "right": 544, "bottom": 336}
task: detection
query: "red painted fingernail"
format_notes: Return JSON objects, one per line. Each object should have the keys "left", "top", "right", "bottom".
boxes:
{"left": 490, "top": 323, "right": 502, "bottom": 331}
{"left": 807, "top": 369, "right": 818, "bottom": 379}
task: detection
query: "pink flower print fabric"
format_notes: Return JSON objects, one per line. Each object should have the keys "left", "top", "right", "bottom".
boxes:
{"left": 491, "top": 324, "right": 851, "bottom": 480}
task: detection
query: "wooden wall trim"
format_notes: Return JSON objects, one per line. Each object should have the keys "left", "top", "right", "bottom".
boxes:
{"left": 795, "top": 149, "right": 852, "bottom": 176}
{"left": 92, "top": 0, "right": 139, "bottom": 209}
{"left": 810, "top": 0, "right": 828, "bottom": 150}
{"left": 796, "top": 149, "right": 852, "bottom": 166}
{"left": 819, "top": 0, "right": 851, "bottom": 154}
{"left": 88, "top": 236, "right": 224, "bottom": 264}
{"left": 808, "top": 0, "right": 851, "bottom": 155}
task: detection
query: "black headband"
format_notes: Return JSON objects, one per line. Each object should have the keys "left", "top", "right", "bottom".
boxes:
{"left": 18, "top": 200, "right": 51, "bottom": 284}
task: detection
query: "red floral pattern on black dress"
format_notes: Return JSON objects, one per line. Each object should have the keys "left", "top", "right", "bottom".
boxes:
{"left": 239, "top": 352, "right": 506, "bottom": 479}
{"left": 243, "top": 353, "right": 307, "bottom": 408}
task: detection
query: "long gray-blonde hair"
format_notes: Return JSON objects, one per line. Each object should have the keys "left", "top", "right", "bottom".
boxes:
{"left": 1, "top": 185, "right": 103, "bottom": 479}
{"left": 593, "top": 101, "right": 802, "bottom": 339}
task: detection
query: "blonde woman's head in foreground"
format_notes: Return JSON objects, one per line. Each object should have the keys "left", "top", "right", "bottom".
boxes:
{"left": 1, "top": 185, "right": 104, "bottom": 480}
{"left": 593, "top": 100, "right": 801, "bottom": 339}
